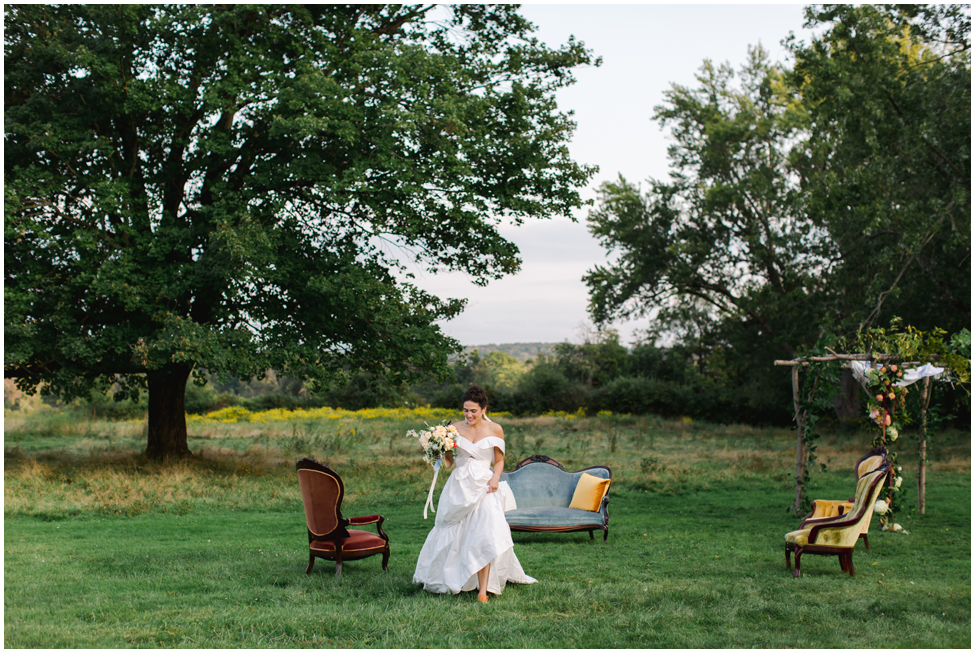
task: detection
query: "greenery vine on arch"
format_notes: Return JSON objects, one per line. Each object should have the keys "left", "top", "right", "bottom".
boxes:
{"left": 776, "top": 320, "right": 970, "bottom": 523}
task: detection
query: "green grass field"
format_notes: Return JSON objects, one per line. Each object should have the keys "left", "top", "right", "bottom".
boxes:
{"left": 4, "top": 408, "right": 971, "bottom": 647}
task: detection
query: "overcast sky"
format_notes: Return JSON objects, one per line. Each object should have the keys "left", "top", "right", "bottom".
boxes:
{"left": 410, "top": 3, "right": 817, "bottom": 348}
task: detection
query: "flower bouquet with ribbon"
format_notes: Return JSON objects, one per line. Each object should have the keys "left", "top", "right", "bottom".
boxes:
{"left": 407, "top": 422, "right": 459, "bottom": 519}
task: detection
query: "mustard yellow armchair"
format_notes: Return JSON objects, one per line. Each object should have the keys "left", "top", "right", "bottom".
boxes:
{"left": 804, "top": 446, "right": 887, "bottom": 550}
{"left": 785, "top": 461, "right": 892, "bottom": 577}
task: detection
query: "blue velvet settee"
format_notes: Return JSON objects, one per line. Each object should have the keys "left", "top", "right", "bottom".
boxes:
{"left": 500, "top": 455, "right": 611, "bottom": 541}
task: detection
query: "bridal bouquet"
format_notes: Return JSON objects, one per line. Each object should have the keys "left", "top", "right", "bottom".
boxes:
{"left": 407, "top": 422, "right": 459, "bottom": 519}
{"left": 408, "top": 422, "right": 459, "bottom": 467}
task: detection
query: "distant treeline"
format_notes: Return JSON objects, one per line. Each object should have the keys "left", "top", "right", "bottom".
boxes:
{"left": 10, "top": 335, "right": 966, "bottom": 429}
{"left": 419, "top": 337, "right": 795, "bottom": 425}
{"left": 455, "top": 342, "right": 557, "bottom": 364}
{"left": 13, "top": 336, "right": 959, "bottom": 430}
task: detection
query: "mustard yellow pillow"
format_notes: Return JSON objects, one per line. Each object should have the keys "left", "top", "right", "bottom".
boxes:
{"left": 569, "top": 472, "right": 610, "bottom": 512}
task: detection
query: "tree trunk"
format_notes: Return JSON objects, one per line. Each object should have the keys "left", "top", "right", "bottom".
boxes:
{"left": 832, "top": 367, "right": 861, "bottom": 421}
{"left": 145, "top": 364, "right": 193, "bottom": 459}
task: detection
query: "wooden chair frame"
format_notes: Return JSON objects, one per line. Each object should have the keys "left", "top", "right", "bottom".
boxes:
{"left": 296, "top": 458, "right": 390, "bottom": 578}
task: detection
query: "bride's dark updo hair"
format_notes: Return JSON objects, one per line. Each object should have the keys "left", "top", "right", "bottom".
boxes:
{"left": 462, "top": 384, "right": 489, "bottom": 410}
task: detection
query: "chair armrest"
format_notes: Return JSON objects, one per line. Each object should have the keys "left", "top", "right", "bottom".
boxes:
{"left": 807, "top": 505, "right": 868, "bottom": 544}
{"left": 800, "top": 503, "right": 854, "bottom": 529}
{"left": 800, "top": 514, "right": 842, "bottom": 529}
{"left": 349, "top": 514, "right": 388, "bottom": 542}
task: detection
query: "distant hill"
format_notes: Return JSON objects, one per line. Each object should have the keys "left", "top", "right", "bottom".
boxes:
{"left": 459, "top": 342, "right": 560, "bottom": 363}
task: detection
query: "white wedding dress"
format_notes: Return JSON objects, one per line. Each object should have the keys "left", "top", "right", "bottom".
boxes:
{"left": 413, "top": 435, "right": 537, "bottom": 595}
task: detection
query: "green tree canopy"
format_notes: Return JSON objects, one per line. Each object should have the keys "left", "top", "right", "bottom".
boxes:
{"left": 584, "top": 46, "right": 818, "bottom": 359}
{"left": 584, "top": 5, "right": 969, "bottom": 395}
{"left": 789, "top": 4, "right": 971, "bottom": 334}
{"left": 471, "top": 350, "right": 526, "bottom": 391}
{"left": 552, "top": 327, "right": 629, "bottom": 388}
{"left": 4, "top": 4, "right": 597, "bottom": 456}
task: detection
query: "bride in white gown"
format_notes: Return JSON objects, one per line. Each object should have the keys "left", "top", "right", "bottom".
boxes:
{"left": 413, "top": 385, "right": 536, "bottom": 602}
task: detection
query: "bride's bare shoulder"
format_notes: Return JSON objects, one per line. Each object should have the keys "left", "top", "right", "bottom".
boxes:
{"left": 489, "top": 421, "right": 504, "bottom": 438}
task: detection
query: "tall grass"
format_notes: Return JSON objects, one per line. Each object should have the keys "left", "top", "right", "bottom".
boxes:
{"left": 4, "top": 408, "right": 971, "bottom": 647}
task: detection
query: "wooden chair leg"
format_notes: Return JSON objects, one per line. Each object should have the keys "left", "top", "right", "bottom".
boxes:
{"left": 845, "top": 552, "right": 855, "bottom": 577}
{"left": 382, "top": 549, "right": 390, "bottom": 572}
{"left": 603, "top": 528, "right": 608, "bottom": 542}
{"left": 861, "top": 534, "right": 870, "bottom": 551}
{"left": 793, "top": 548, "right": 803, "bottom": 578}
{"left": 306, "top": 554, "right": 315, "bottom": 575}
{"left": 785, "top": 545, "right": 792, "bottom": 571}
{"left": 838, "top": 553, "right": 848, "bottom": 573}
{"left": 589, "top": 530, "right": 594, "bottom": 540}
{"left": 334, "top": 550, "right": 344, "bottom": 578}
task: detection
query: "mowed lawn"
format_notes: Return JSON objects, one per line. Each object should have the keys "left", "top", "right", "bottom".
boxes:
{"left": 4, "top": 410, "right": 971, "bottom": 648}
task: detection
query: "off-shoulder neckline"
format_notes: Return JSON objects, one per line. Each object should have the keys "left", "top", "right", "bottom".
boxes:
{"left": 458, "top": 434, "right": 504, "bottom": 447}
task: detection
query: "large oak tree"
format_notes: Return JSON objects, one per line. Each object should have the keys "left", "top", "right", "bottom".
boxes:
{"left": 4, "top": 4, "right": 597, "bottom": 457}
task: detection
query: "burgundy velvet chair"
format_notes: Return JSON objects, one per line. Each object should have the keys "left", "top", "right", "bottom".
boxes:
{"left": 296, "top": 458, "right": 389, "bottom": 578}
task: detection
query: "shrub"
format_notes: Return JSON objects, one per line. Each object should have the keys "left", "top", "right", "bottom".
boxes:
{"left": 74, "top": 387, "right": 148, "bottom": 420}
{"left": 508, "top": 363, "right": 587, "bottom": 414}
{"left": 316, "top": 372, "right": 415, "bottom": 410}
{"left": 589, "top": 376, "right": 694, "bottom": 418}
{"left": 184, "top": 382, "right": 239, "bottom": 414}
{"left": 242, "top": 392, "right": 302, "bottom": 412}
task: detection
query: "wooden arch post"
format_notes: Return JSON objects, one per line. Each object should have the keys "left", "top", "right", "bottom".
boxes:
{"left": 775, "top": 353, "right": 893, "bottom": 516}
{"left": 789, "top": 363, "right": 807, "bottom": 516}
{"left": 918, "top": 376, "right": 933, "bottom": 514}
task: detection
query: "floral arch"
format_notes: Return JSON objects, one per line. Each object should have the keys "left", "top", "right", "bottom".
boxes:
{"left": 774, "top": 324, "right": 970, "bottom": 527}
